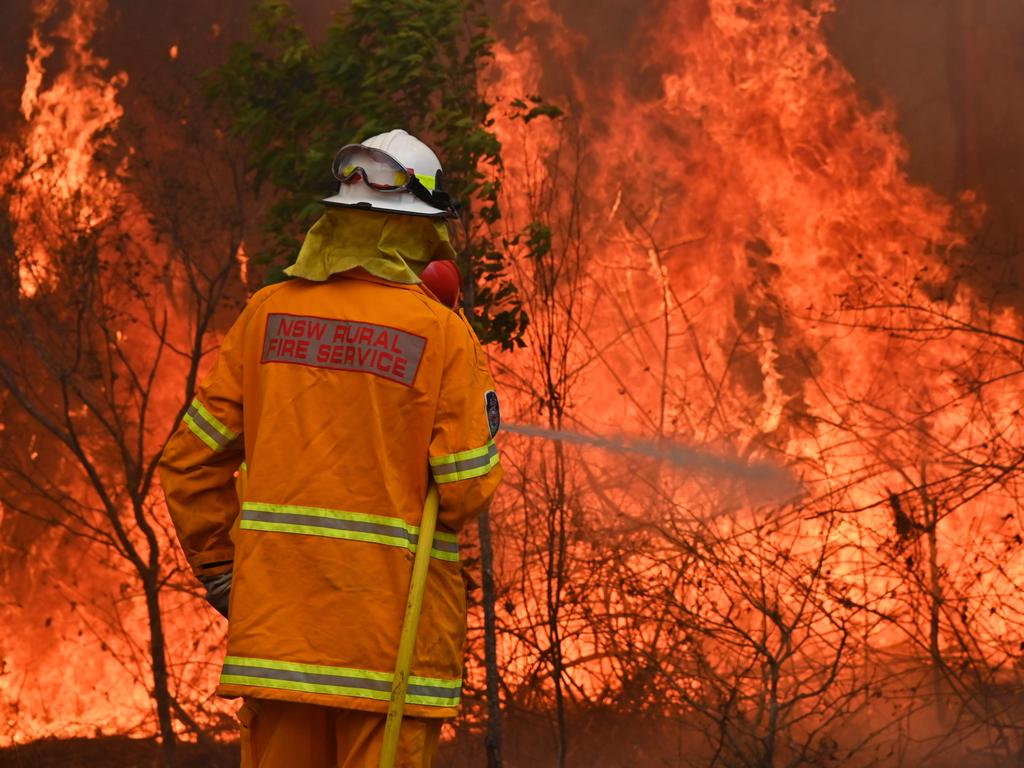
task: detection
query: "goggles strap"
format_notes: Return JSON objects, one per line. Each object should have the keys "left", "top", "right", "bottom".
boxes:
{"left": 407, "top": 176, "right": 458, "bottom": 214}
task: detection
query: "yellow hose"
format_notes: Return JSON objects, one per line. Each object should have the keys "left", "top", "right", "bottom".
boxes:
{"left": 380, "top": 484, "right": 440, "bottom": 768}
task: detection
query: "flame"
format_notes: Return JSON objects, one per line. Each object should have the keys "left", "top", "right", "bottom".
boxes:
{"left": 2, "top": 0, "right": 1022, "bottom": 755}
{"left": 1, "top": 0, "right": 233, "bottom": 744}
{"left": 483, "top": 0, "right": 1023, "bottom": 743}
{"left": 9, "top": 0, "right": 128, "bottom": 297}
{"left": 236, "top": 240, "right": 250, "bottom": 294}
{"left": 19, "top": 0, "right": 126, "bottom": 206}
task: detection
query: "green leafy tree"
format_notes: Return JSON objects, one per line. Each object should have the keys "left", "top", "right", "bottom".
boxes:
{"left": 207, "top": 0, "right": 528, "bottom": 349}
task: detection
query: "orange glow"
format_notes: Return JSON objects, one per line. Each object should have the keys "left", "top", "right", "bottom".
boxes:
{"left": 236, "top": 240, "right": 250, "bottom": 293}
{"left": 2, "top": 0, "right": 1022, "bottom": 757}
{"left": 1, "top": 0, "right": 233, "bottom": 745}
{"left": 481, "top": 0, "right": 1023, "bottom": 741}
{"left": 8, "top": 0, "right": 127, "bottom": 297}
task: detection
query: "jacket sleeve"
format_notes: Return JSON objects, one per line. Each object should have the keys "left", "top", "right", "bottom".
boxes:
{"left": 159, "top": 301, "right": 253, "bottom": 581}
{"left": 428, "top": 311, "right": 504, "bottom": 532}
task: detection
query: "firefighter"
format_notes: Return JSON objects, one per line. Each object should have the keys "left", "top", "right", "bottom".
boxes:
{"left": 159, "top": 129, "right": 503, "bottom": 768}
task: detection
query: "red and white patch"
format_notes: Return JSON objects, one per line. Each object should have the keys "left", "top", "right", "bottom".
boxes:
{"left": 261, "top": 313, "right": 426, "bottom": 387}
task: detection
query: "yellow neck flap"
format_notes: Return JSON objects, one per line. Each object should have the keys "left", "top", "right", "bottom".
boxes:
{"left": 284, "top": 207, "right": 457, "bottom": 284}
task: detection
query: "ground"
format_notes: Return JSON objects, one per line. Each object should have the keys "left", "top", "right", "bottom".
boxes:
{"left": 0, "top": 737, "right": 238, "bottom": 768}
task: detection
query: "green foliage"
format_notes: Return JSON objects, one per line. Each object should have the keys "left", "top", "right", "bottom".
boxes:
{"left": 206, "top": 0, "right": 527, "bottom": 347}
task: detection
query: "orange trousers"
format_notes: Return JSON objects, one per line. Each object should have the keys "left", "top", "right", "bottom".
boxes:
{"left": 238, "top": 699, "right": 442, "bottom": 768}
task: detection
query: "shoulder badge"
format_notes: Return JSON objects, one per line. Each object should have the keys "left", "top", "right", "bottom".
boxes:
{"left": 485, "top": 390, "right": 500, "bottom": 438}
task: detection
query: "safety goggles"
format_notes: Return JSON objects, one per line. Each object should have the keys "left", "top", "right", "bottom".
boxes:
{"left": 331, "top": 144, "right": 457, "bottom": 214}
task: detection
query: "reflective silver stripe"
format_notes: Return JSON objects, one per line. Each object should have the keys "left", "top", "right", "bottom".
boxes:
{"left": 183, "top": 399, "right": 238, "bottom": 452}
{"left": 222, "top": 662, "right": 391, "bottom": 692}
{"left": 430, "top": 441, "right": 499, "bottom": 482}
{"left": 241, "top": 508, "right": 459, "bottom": 556}
{"left": 239, "top": 503, "right": 460, "bottom": 561}
{"left": 184, "top": 405, "right": 230, "bottom": 449}
{"left": 220, "top": 656, "right": 461, "bottom": 708}
{"left": 221, "top": 663, "right": 457, "bottom": 700}
{"left": 439, "top": 442, "right": 498, "bottom": 473}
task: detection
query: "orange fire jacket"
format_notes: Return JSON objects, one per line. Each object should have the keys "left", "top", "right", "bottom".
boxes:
{"left": 158, "top": 271, "right": 502, "bottom": 718}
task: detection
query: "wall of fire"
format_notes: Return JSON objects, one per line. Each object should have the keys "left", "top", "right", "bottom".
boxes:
{"left": 2, "top": 1, "right": 1024, "bottom": 765}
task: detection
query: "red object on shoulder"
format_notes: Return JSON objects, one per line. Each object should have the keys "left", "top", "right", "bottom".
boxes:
{"left": 421, "top": 260, "right": 461, "bottom": 308}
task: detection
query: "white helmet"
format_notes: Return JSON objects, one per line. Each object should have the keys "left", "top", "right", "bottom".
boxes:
{"left": 322, "top": 129, "right": 457, "bottom": 218}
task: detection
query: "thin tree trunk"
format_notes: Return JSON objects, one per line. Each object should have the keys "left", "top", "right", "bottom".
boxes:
{"left": 461, "top": 233, "right": 505, "bottom": 766}
{"left": 920, "top": 467, "right": 946, "bottom": 728}
{"left": 927, "top": 510, "right": 946, "bottom": 728}
{"left": 143, "top": 574, "right": 177, "bottom": 767}
{"left": 478, "top": 511, "right": 504, "bottom": 768}
{"left": 546, "top": 439, "right": 568, "bottom": 768}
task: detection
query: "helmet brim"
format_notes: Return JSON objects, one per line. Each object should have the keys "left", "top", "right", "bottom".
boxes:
{"left": 320, "top": 194, "right": 457, "bottom": 219}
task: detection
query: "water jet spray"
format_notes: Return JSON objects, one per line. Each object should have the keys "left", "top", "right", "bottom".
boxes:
{"left": 501, "top": 423, "right": 801, "bottom": 502}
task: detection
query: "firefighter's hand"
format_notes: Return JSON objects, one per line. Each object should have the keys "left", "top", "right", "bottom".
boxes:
{"left": 202, "top": 572, "right": 232, "bottom": 619}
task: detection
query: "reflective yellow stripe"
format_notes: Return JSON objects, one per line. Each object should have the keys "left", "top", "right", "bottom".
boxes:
{"left": 221, "top": 655, "right": 460, "bottom": 709}
{"left": 429, "top": 443, "right": 493, "bottom": 466}
{"left": 183, "top": 412, "right": 222, "bottom": 452}
{"left": 191, "top": 398, "right": 237, "bottom": 441}
{"left": 182, "top": 397, "right": 239, "bottom": 453}
{"left": 432, "top": 453, "right": 499, "bottom": 483}
{"left": 430, "top": 440, "right": 500, "bottom": 483}
{"left": 239, "top": 502, "right": 459, "bottom": 562}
